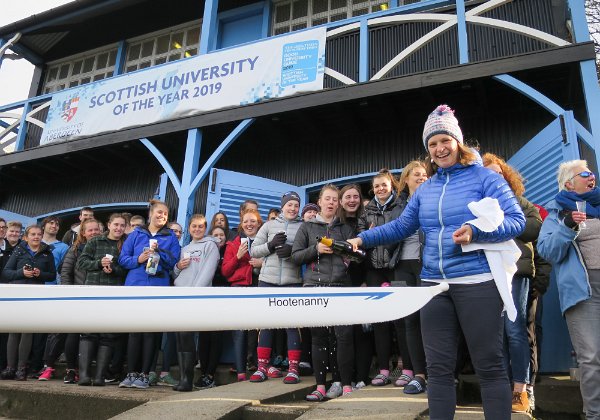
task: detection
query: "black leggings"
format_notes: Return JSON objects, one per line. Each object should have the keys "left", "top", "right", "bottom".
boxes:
{"left": 367, "top": 268, "right": 396, "bottom": 371}
{"left": 127, "top": 332, "right": 161, "bottom": 375}
{"left": 394, "top": 259, "right": 426, "bottom": 375}
{"left": 44, "top": 333, "right": 79, "bottom": 369}
{"left": 311, "top": 325, "right": 354, "bottom": 386}
{"left": 6, "top": 333, "right": 32, "bottom": 368}
{"left": 198, "top": 331, "right": 223, "bottom": 376}
{"left": 353, "top": 324, "right": 374, "bottom": 383}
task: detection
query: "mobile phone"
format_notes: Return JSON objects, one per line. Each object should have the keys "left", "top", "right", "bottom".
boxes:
{"left": 24, "top": 264, "right": 33, "bottom": 271}
{"left": 241, "top": 238, "right": 248, "bottom": 245}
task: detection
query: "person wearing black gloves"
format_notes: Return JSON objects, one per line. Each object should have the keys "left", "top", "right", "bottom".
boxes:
{"left": 249, "top": 191, "right": 304, "bottom": 384}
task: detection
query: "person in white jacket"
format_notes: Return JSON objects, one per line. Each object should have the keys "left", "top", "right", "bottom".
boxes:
{"left": 172, "top": 214, "right": 220, "bottom": 391}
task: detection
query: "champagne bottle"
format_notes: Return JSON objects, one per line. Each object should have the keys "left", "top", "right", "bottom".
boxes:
{"left": 145, "top": 249, "right": 160, "bottom": 275}
{"left": 316, "top": 236, "right": 366, "bottom": 263}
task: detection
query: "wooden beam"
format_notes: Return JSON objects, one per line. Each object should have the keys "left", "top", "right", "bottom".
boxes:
{"left": 0, "top": 42, "right": 594, "bottom": 167}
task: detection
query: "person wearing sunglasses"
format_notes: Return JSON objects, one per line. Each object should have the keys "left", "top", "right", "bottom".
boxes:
{"left": 538, "top": 160, "right": 599, "bottom": 420}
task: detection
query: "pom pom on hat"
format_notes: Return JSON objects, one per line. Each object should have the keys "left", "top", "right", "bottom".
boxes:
{"left": 422, "top": 105, "right": 463, "bottom": 149}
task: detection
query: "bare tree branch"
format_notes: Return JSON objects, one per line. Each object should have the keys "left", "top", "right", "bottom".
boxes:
{"left": 585, "top": 0, "right": 600, "bottom": 79}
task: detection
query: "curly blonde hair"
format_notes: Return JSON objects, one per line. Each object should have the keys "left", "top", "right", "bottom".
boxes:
{"left": 482, "top": 153, "right": 525, "bottom": 196}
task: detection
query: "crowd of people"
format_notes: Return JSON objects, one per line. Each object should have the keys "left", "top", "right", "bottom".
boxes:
{"left": 0, "top": 104, "right": 598, "bottom": 419}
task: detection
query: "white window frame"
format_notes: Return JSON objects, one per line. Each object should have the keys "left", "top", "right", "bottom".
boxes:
{"left": 124, "top": 20, "right": 202, "bottom": 73}
{"left": 272, "top": 0, "right": 392, "bottom": 35}
{"left": 42, "top": 45, "right": 119, "bottom": 94}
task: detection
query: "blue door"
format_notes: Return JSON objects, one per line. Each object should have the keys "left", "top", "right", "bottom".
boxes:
{"left": 508, "top": 112, "right": 580, "bottom": 374}
{"left": 206, "top": 168, "right": 306, "bottom": 229}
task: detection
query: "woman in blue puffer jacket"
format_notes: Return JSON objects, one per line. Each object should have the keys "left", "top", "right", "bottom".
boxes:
{"left": 349, "top": 105, "right": 525, "bottom": 420}
{"left": 118, "top": 199, "right": 180, "bottom": 390}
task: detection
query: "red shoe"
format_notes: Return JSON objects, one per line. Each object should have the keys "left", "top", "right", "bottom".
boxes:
{"left": 38, "top": 367, "right": 55, "bottom": 381}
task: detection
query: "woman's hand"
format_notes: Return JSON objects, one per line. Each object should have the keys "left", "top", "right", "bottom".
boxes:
{"left": 237, "top": 242, "right": 248, "bottom": 260}
{"left": 101, "top": 256, "right": 112, "bottom": 268}
{"left": 137, "top": 248, "right": 152, "bottom": 264}
{"left": 23, "top": 267, "right": 34, "bottom": 278}
{"left": 249, "top": 258, "right": 262, "bottom": 268}
{"left": 453, "top": 225, "right": 473, "bottom": 245}
{"left": 347, "top": 237, "right": 363, "bottom": 252}
{"left": 32, "top": 268, "right": 41, "bottom": 277}
{"left": 317, "top": 242, "right": 333, "bottom": 254}
{"left": 103, "top": 266, "right": 113, "bottom": 274}
{"left": 177, "top": 257, "right": 191, "bottom": 270}
{"left": 572, "top": 211, "right": 587, "bottom": 225}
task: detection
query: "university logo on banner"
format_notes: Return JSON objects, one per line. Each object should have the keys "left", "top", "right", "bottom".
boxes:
{"left": 60, "top": 97, "right": 79, "bottom": 122}
{"left": 40, "top": 28, "right": 326, "bottom": 144}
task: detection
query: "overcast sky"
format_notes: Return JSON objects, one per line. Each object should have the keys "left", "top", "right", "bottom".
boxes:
{"left": 0, "top": 0, "right": 71, "bottom": 106}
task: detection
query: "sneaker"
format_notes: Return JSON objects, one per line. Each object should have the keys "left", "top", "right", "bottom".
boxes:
{"left": 353, "top": 381, "right": 367, "bottom": 390}
{"left": 15, "top": 367, "right": 27, "bottom": 381}
{"left": 371, "top": 373, "right": 391, "bottom": 386}
{"left": 119, "top": 372, "right": 138, "bottom": 388}
{"left": 131, "top": 373, "right": 150, "bottom": 389}
{"left": 527, "top": 387, "right": 535, "bottom": 411}
{"left": 148, "top": 372, "right": 158, "bottom": 386}
{"left": 326, "top": 381, "right": 343, "bottom": 399}
{"left": 511, "top": 391, "right": 530, "bottom": 414}
{"left": 29, "top": 367, "right": 45, "bottom": 379}
{"left": 404, "top": 377, "right": 427, "bottom": 394}
{"left": 272, "top": 355, "right": 284, "bottom": 368}
{"left": 38, "top": 367, "right": 55, "bottom": 381}
{"left": 267, "top": 366, "right": 282, "bottom": 378}
{"left": 158, "top": 373, "right": 178, "bottom": 386}
{"left": 64, "top": 369, "right": 77, "bottom": 384}
{"left": 0, "top": 367, "right": 16, "bottom": 380}
{"left": 298, "top": 362, "right": 313, "bottom": 376}
{"left": 195, "top": 375, "right": 215, "bottom": 390}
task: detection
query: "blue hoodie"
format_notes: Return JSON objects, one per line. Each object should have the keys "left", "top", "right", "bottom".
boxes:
{"left": 119, "top": 226, "right": 180, "bottom": 286}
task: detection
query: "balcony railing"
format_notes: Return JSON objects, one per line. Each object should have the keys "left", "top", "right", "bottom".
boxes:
{"left": 0, "top": 0, "right": 575, "bottom": 155}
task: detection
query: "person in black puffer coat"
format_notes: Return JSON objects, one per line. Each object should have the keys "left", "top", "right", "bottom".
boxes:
{"left": 291, "top": 184, "right": 355, "bottom": 402}
{"left": 0, "top": 225, "right": 55, "bottom": 381}
{"left": 357, "top": 169, "right": 405, "bottom": 387}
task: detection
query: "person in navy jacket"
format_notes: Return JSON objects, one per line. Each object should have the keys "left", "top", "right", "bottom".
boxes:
{"left": 349, "top": 105, "right": 525, "bottom": 420}
{"left": 118, "top": 199, "right": 180, "bottom": 390}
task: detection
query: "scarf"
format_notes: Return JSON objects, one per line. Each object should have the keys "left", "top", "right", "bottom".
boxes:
{"left": 555, "top": 187, "right": 600, "bottom": 218}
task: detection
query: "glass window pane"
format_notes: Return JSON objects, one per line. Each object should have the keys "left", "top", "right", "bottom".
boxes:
{"left": 156, "top": 35, "right": 170, "bottom": 54}
{"left": 332, "top": 0, "right": 347, "bottom": 9}
{"left": 312, "top": 0, "right": 328, "bottom": 13}
{"left": 168, "top": 53, "right": 180, "bottom": 62}
{"left": 141, "top": 41, "right": 154, "bottom": 58}
{"left": 331, "top": 13, "right": 346, "bottom": 21}
{"left": 81, "top": 77, "right": 91, "bottom": 84}
{"left": 97, "top": 52, "right": 108, "bottom": 69}
{"left": 187, "top": 28, "right": 200, "bottom": 45}
{"left": 126, "top": 65, "right": 138, "bottom": 73}
{"left": 292, "top": 22, "right": 308, "bottom": 30}
{"left": 59, "top": 64, "right": 70, "bottom": 79}
{"left": 274, "top": 27, "right": 289, "bottom": 35}
{"left": 72, "top": 60, "right": 83, "bottom": 75}
{"left": 352, "top": 8, "right": 368, "bottom": 16}
{"left": 108, "top": 50, "right": 117, "bottom": 67}
{"left": 47, "top": 67, "right": 58, "bottom": 82}
{"left": 128, "top": 43, "right": 141, "bottom": 61}
{"left": 139, "top": 61, "right": 151, "bottom": 69}
{"left": 292, "top": 0, "right": 308, "bottom": 19}
{"left": 69, "top": 81, "right": 79, "bottom": 87}
{"left": 155, "top": 57, "right": 167, "bottom": 65}
{"left": 184, "top": 48, "right": 197, "bottom": 58}
{"left": 311, "top": 17, "right": 327, "bottom": 26}
{"left": 275, "top": 3, "right": 291, "bottom": 23}
{"left": 93, "top": 74, "right": 105, "bottom": 81}
{"left": 82, "top": 57, "right": 95, "bottom": 73}
{"left": 171, "top": 32, "right": 184, "bottom": 50}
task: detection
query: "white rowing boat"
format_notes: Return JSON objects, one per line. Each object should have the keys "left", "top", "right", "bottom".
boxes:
{"left": 0, "top": 283, "right": 448, "bottom": 333}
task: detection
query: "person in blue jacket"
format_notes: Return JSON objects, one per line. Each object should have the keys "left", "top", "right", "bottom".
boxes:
{"left": 118, "top": 199, "right": 180, "bottom": 390}
{"left": 349, "top": 105, "right": 525, "bottom": 420}
{"left": 537, "top": 160, "right": 599, "bottom": 420}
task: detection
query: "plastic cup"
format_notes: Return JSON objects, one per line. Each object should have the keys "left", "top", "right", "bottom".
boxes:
{"left": 149, "top": 239, "right": 158, "bottom": 248}
{"left": 183, "top": 252, "right": 191, "bottom": 259}
{"left": 105, "top": 254, "right": 113, "bottom": 260}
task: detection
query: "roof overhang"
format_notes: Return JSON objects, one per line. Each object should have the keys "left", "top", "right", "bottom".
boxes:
{"left": 0, "top": 42, "right": 594, "bottom": 168}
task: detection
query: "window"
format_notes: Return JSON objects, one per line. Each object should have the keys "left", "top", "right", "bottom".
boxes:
{"left": 124, "top": 23, "right": 201, "bottom": 73}
{"left": 272, "top": 0, "right": 392, "bottom": 35}
{"left": 43, "top": 48, "right": 118, "bottom": 94}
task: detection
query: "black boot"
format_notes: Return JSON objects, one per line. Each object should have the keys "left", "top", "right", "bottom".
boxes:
{"left": 92, "top": 345, "right": 112, "bottom": 386}
{"left": 78, "top": 339, "right": 95, "bottom": 386}
{"left": 173, "top": 352, "right": 195, "bottom": 392}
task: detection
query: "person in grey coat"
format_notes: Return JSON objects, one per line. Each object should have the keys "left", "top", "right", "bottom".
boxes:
{"left": 172, "top": 214, "right": 220, "bottom": 392}
{"left": 248, "top": 191, "right": 304, "bottom": 385}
